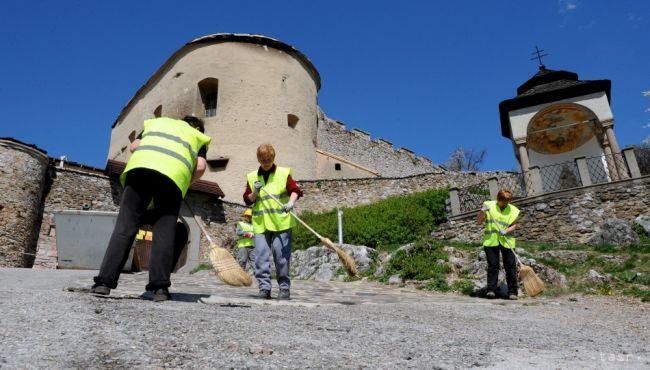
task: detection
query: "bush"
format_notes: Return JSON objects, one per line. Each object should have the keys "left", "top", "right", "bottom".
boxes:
{"left": 292, "top": 189, "right": 449, "bottom": 250}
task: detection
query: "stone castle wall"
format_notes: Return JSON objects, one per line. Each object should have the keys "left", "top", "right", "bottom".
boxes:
{"left": 297, "top": 171, "right": 501, "bottom": 213}
{"left": 33, "top": 166, "right": 123, "bottom": 268}
{"left": 31, "top": 162, "right": 245, "bottom": 268}
{"left": 316, "top": 114, "right": 440, "bottom": 178}
{"left": 433, "top": 176, "right": 650, "bottom": 245}
{"left": 31, "top": 160, "right": 497, "bottom": 267}
{"left": 0, "top": 140, "right": 50, "bottom": 267}
{"left": 7, "top": 137, "right": 647, "bottom": 270}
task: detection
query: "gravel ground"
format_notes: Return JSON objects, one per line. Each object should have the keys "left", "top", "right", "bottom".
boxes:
{"left": 0, "top": 268, "right": 648, "bottom": 369}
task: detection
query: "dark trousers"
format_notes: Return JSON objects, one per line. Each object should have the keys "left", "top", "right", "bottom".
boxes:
{"left": 484, "top": 245, "right": 518, "bottom": 295}
{"left": 94, "top": 169, "right": 183, "bottom": 291}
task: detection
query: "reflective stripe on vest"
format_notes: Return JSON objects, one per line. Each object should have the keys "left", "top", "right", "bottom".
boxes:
{"left": 121, "top": 117, "right": 211, "bottom": 198}
{"left": 247, "top": 166, "right": 296, "bottom": 233}
{"left": 482, "top": 200, "right": 520, "bottom": 248}
{"left": 236, "top": 221, "right": 255, "bottom": 248}
{"left": 141, "top": 131, "right": 199, "bottom": 159}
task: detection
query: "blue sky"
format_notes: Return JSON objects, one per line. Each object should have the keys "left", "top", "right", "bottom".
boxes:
{"left": 1, "top": 0, "right": 648, "bottom": 171}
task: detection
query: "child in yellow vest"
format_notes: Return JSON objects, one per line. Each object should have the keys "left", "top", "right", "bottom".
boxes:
{"left": 235, "top": 209, "right": 256, "bottom": 269}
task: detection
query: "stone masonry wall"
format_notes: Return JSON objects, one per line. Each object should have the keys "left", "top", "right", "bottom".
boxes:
{"left": 33, "top": 163, "right": 245, "bottom": 268}
{"left": 0, "top": 140, "right": 49, "bottom": 267}
{"left": 317, "top": 114, "right": 441, "bottom": 178}
{"left": 34, "top": 166, "right": 122, "bottom": 268}
{"left": 432, "top": 176, "right": 650, "bottom": 245}
{"left": 296, "top": 171, "right": 503, "bottom": 213}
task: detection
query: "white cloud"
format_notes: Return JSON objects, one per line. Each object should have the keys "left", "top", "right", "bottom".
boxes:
{"left": 643, "top": 91, "right": 650, "bottom": 97}
{"left": 558, "top": 0, "right": 578, "bottom": 13}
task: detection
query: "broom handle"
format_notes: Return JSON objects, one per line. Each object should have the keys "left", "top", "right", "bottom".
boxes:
{"left": 259, "top": 188, "right": 324, "bottom": 240}
{"left": 183, "top": 200, "right": 216, "bottom": 245}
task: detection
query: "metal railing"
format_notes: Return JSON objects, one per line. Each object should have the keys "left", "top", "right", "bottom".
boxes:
{"left": 458, "top": 183, "right": 490, "bottom": 213}
{"left": 635, "top": 148, "right": 650, "bottom": 176}
{"left": 585, "top": 153, "right": 629, "bottom": 185}
{"left": 538, "top": 160, "right": 582, "bottom": 192}
{"left": 450, "top": 147, "right": 646, "bottom": 216}
{"left": 497, "top": 171, "right": 531, "bottom": 199}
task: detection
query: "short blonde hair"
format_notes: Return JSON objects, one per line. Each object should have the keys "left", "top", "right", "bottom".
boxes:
{"left": 497, "top": 189, "right": 513, "bottom": 202}
{"left": 256, "top": 144, "right": 276, "bottom": 161}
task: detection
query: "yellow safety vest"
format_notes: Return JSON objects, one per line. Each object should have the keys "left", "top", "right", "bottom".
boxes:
{"left": 121, "top": 117, "right": 211, "bottom": 198}
{"left": 236, "top": 221, "right": 255, "bottom": 248}
{"left": 247, "top": 166, "right": 296, "bottom": 233}
{"left": 482, "top": 200, "right": 520, "bottom": 248}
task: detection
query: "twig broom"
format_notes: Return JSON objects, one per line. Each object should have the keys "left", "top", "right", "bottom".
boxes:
{"left": 186, "top": 202, "right": 252, "bottom": 287}
{"left": 513, "top": 250, "right": 544, "bottom": 297}
{"left": 261, "top": 189, "right": 357, "bottom": 277}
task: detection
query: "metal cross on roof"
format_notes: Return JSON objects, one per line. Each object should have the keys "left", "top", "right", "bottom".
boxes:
{"left": 530, "top": 46, "right": 549, "bottom": 67}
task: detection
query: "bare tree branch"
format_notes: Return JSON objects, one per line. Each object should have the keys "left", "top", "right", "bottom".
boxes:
{"left": 445, "top": 146, "right": 487, "bottom": 171}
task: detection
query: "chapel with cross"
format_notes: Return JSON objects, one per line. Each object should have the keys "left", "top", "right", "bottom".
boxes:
{"left": 498, "top": 47, "right": 626, "bottom": 192}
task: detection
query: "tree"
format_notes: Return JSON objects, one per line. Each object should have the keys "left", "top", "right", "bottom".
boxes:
{"left": 445, "top": 146, "right": 486, "bottom": 171}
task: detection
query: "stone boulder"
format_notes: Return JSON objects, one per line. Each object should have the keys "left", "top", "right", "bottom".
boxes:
{"left": 588, "top": 219, "right": 640, "bottom": 246}
{"left": 290, "top": 244, "right": 375, "bottom": 281}
{"left": 635, "top": 215, "right": 650, "bottom": 235}
{"left": 586, "top": 269, "right": 610, "bottom": 283}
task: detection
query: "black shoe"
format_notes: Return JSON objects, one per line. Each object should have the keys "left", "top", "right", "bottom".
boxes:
{"left": 277, "top": 289, "right": 290, "bottom": 300}
{"left": 486, "top": 291, "right": 496, "bottom": 299}
{"left": 91, "top": 284, "right": 110, "bottom": 295}
{"left": 257, "top": 290, "right": 271, "bottom": 299}
{"left": 153, "top": 288, "right": 171, "bottom": 302}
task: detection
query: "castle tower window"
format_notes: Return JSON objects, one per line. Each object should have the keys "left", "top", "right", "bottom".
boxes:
{"left": 198, "top": 78, "right": 219, "bottom": 117}
{"left": 153, "top": 105, "right": 162, "bottom": 118}
{"left": 335, "top": 163, "right": 341, "bottom": 171}
{"left": 288, "top": 114, "right": 299, "bottom": 129}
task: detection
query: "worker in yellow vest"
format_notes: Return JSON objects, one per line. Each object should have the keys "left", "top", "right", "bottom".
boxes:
{"left": 476, "top": 189, "right": 520, "bottom": 300}
{"left": 235, "top": 208, "right": 256, "bottom": 269}
{"left": 243, "top": 144, "right": 302, "bottom": 300}
{"left": 92, "top": 116, "right": 211, "bottom": 302}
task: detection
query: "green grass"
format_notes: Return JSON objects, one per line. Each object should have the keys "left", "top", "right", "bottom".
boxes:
{"left": 373, "top": 235, "right": 650, "bottom": 302}
{"left": 382, "top": 238, "right": 450, "bottom": 282}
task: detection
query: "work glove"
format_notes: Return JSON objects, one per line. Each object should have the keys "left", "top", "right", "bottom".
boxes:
{"left": 281, "top": 201, "right": 294, "bottom": 213}
{"left": 481, "top": 204, "right": 490, "bottom": 212}
{"left": 499, "top": 229, "right": 507, "bottom": 236}
{"left": 253, "top": 181, "right": 263, "bottom": 195}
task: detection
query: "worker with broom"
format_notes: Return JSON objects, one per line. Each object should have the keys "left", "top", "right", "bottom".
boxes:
{"left": 91, "top": 116, "right": 211, "bottom": 302}
{"left": 243, "top": 143, "right": 302, "bottom": 300}
{"left": 477, "top": 189, "right": 520, "bottom": 300}
{"left": 235, "top": 208, "right": 256, "bottom": 269}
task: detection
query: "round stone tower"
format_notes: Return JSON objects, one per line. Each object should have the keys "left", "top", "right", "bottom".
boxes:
{"left": 0, "top": 138, "right": 49, "bottom": 267}
{"left": 110, "top": 34, "right": 321, "bottom": 202}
